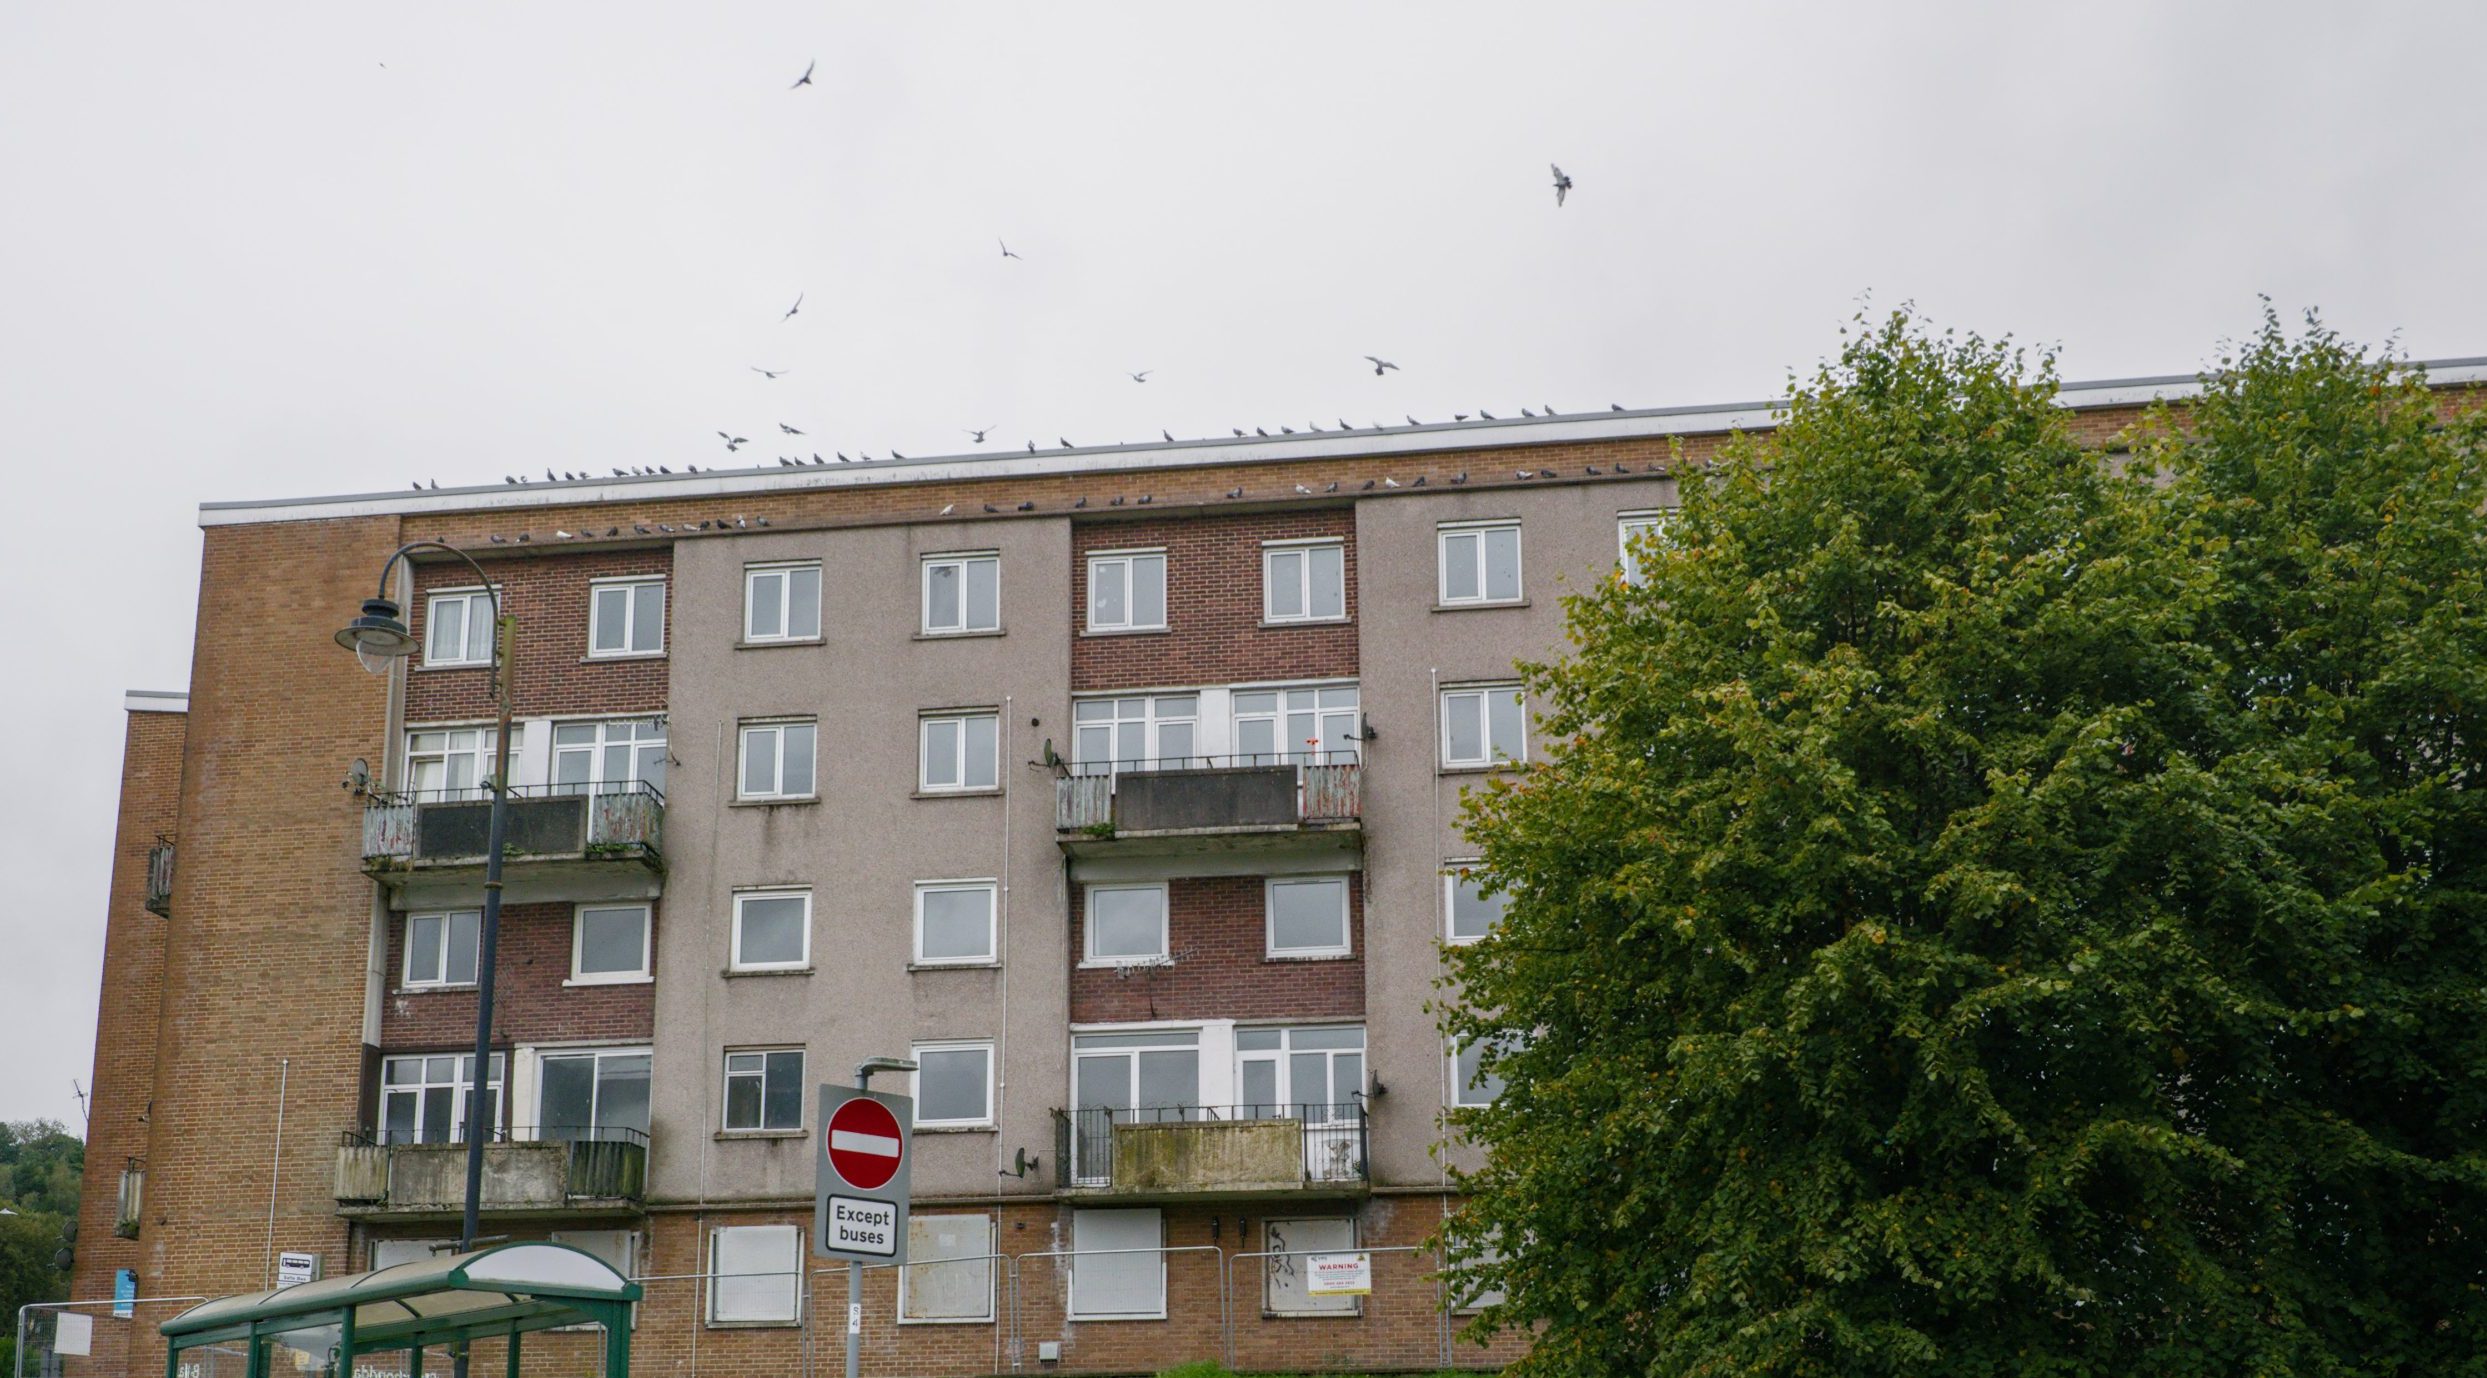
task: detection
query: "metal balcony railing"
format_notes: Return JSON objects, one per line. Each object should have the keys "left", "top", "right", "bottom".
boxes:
{"left": 361, "top": 781, "right": 664, "bottom": 870}
{"left": 1055, "top": 752, "right": 1361, "bottom": 834}
{"left": 115, "top": 1158, "right": 144, "bottom": 1238}
{"left": 144, "top": 835, "right": 175, "bottom": 917}
{"left": 1053, "top": 1102, "right": 1369, "bottom": 1194}
{"left": 335, "top": 1125, "right": 648, "bottom": 1213}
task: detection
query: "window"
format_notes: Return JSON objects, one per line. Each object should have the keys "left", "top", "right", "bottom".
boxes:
{"left": 1069, "top": 1030, "right": 1201, "bottom": 1186}
{"left": 745, "top": 562, "right": 822, "bottom": 642}
{"left": 1264, "top": 1217, "right": 1359, "bottom": 1316}
{"left": 901, "top": 1215, "right": 995, "bottom": 1323}
{"left": 552, "top": 718, "right": 666, "bottom": 796}
{"left": 589, "top": 577, "right": 665, "bottom": 658}
{"left": 1263, "top": 540, "right": 1346, "bottom": 624}
{"left": 914, "top": 881, "right": 997, "bottom": 966}
{"left": 404, "top": 726, "right": 513, "bottom": 801}
{"left": 1618, "top": 510, "right": 1669, "bottom": 586}
{"left": 920, "top": 713, "right": 999, "bottom": 792}
{"left": 921, "top": 553, "right": 1001, "bottom": 635}
{"left": 737, "top": 721, "right": 817, "bottom": 800}
{"left": 1449, "top": 1239, "right": 1507, "bottom": 1314}
{"left": 1440, "top": 685, "right": 1526, "bottom": 768}
{"left": 1083, "top": 884, "right": 1168, "bottom": 964}
{"left": 1086, "top": 550, "right": 1166, "bottom": 632}
{"left": 1444, "top": 865, "right": 1508, "bottom": 944}
{"left": 1071, "top": 696, "right": 1198, "bottom": 775}
{"left": 1236, "top": 1026, "right": 1365, "bottom": 1120}
{"left": 731, "top": 890, "right": 811, "bottom": 971}
{"left": 722, "top": 1048, "right": 805, "bottom": 1132}
{"left": 378, "top": 1054, "right": 502, "bottom": 1145}
{"left": 911, "top": 1043, "right": 994, "bottom": 1128}
{"left": 423, "top": 588, "right": 498, "bottom": 667}
{"left": 536, "top": 1047, "right": 651, "bottom": 1142}
{"left": 1451, "top": 1037, "right": 1511, "bottom": 1109}
{"left": 1069, "top": 1208, "right": 1164, "bottom": 1320}
{"left": 402, "top": 910, "right": 480, "bottom": 988}
{"left": 708, "top": 1224, "right": 802, "bottom": 1324}
{"left": 371, "top": 1239, "right": 452, "bottom": 1271}
{"left": 1233, "top": 685, "right": 1360, "bottom": 764}
{"left": 1438, "top": 521, "right": 1523, "bottom": 605}
{"left": 1266, "top": 877, "right": 1351, "bottom": 958}
{"left": 571, "top": 905, "right": 651, "bottom": 983}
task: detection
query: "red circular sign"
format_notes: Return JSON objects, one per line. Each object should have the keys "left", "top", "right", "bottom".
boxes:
{"left": 826, "top": 1096, "right": 904, "bottom": 1190}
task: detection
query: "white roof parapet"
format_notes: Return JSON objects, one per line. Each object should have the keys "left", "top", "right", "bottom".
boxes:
{"left": 194, "top": 358, "right": 2487, "bottom": 529}
{"left": 124, "top": 690, "right": 189, "bottom": 714}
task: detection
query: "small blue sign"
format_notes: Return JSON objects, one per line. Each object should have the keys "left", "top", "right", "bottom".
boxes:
{"left": 113, "top": 1268, "right": 136, "bottom": 1318}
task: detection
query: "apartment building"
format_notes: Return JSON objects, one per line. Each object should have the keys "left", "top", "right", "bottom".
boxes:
{"left": 75, "top": 369, "right": 2479, "bottom": 1375}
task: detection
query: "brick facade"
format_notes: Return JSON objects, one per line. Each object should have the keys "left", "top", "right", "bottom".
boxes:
{"left": 377, "top": 901, "right": 657, "bottom": 1050}
{"left": 1071, "top": 508, "right": 1359, "bottom": 692}
{"left": 406, "top": 546, "right": 671, "bottom": 722}
{"left": 1071, "top": 875, "right": 1365, "bottom": 1024}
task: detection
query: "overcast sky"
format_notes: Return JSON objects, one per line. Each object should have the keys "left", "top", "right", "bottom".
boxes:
{"left": 2, "top": 3, "right": 2482, "bottom": 1128}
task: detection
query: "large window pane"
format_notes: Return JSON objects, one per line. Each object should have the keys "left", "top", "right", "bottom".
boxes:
{"left": 762, "top": 1051, "right": 804, "bottom": 1129}
{"left": 781, "top": 724, "right": 815, "bottom": 796}
{"left": 918, "top": 886, "right": 994, "bottom": 963}
{"left": 914, "top": 1046, "right": 991, "bottom": 1126}
{"left": 735, "top": 894, "right": 808, "bottom": 968}
{"left": 1442, "top": 532, "right": 1479, "bottom": 601}
{"left": 965, "top": 559, "right": 999, "bottom": 630}
{"left": 1483, "top": 526, "right": 1521, "bottom": 600}
{"left": 1309, "top": 545, "right": 1344, "bottom": 618}
{"left": 748, "top": 572, "right": 782, "bottom": 638}
{"left": 928, "top": 562, "right": 961, "bottom": 629}
{"left": 965, "top": 716, "right": 997, "bottom": 788}
{"left": 1131, "top": 556, "right": 1164, "bottom": 627}
{"left": 576, "top": 906, "right": 648, "bottom": 978}
{"left": 1268, "top": 878, "right": 1348, "bottom": 955}
{"left": 1088, "top": 887, "right": 1164, "bottom": 960}
{"left": 1488, "top": 689, "right": 1525, "bottom": 761}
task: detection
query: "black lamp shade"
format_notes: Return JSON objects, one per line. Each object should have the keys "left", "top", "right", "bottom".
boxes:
{"left": 335, "top": 597, "right": 418, "bottom": 658}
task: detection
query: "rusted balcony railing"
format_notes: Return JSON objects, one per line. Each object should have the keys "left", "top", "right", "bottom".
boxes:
{"left": 1053, "top": 1102, "right": 1369, "bottom": 1197}
{"left": 144, "top": 835, "right": 175, "bottom": 917}
{"left": 1053, "top": 752, "right": 1361, "bottom": 835}
{"left": 362, "top": 781, "right": 664, "bottom": 870}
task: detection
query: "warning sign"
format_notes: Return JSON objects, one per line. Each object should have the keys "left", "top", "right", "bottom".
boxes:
{"left": 1306, "top": 1252, "right": 1373, "bottom": 1297}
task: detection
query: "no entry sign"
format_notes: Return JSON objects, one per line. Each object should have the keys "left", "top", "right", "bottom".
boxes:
{"left": 814, "top": 1084, "right": 912, "bottom": 1265}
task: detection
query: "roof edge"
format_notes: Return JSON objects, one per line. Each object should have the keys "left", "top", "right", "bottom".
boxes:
{"left": 124, "top": 690, "right": 188, "bottom": 714}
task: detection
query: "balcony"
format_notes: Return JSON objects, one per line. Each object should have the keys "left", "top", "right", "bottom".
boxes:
{"left": 361, "top": 782, "right": 664, "bottom": 910}
{"left": 1055, "top": 754, "right": 1360, "bottom": 870}
{"left": 1053, "top": 1103, "right": 1368, "bottom": 1202}
{"left": 145, "top": 835, "right": 175, "bottom": 917}
{"left": 115, "top": 1158, "right": 143, "bottom": 1239}
{"left": 333, "top": 1126, "right": 647, "bottom": 1221}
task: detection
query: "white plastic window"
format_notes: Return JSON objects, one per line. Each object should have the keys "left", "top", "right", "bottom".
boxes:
{"left": 1438, "top": 522, "right": 1523, "bottom": 605}
{"left": 1440, "top": 686, "right": 1526, "bottom": 768}
{"left": 1086, "top": 551, "right": 1167, "bottom": 632}
{"left": 746, "top": 563, "right": 823, "bottom": 642}
{"left": 1263, "top": 541, "right": 1346, "bottom": 623}
{"left": 920, "top": 713, "right": 999, "bottom": 791}
{"left": 922, "top": 554, "right": 1001, "bottom": 634}
{"left": 1266, "top": 877, "right": 1350, "bottom": 957}
{"left": 914, "top": 881, "right": 998, "bottom": 965}
{"left": 403, "top": 910, "right": 480, "bottom": 988}
{"left": 731, "top": 890, "right": 811, "bottom": 970}
{"left": 721, "top": 1048, "right": 805, "bottom": 1132}
{"left": 1071, "top": 696, "right": 1198, "bottom": 774}
{"left": 1444, "top": 865, "right": 1508, "bottom": 944}
{"left": 1618, "top": 511, "right": 1668, "bottom": 587}
{"left": 589, "top": 578, "right": 666, "bottom": 657}
{"left": 423, "top": 588, "right": 498, "bottom": 667}
{"left": 571, "top": 904, "right": 651, "bottom": 982}
{"left": 738, "top": 721, "right": 817, "bottom": 800}
{"left": 911, "top": 1044, "right": 995, "bottom": 1128}
{"left": 1084, "top": 884, "right": 1168, "bottom": 963}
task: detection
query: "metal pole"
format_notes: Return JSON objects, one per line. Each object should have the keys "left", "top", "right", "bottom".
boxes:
{"left": 847, "top": 1062, "right": 881, "bottom": 1378}
{"left": 263, "top": 1057, "right": 289, "bottom": 1287}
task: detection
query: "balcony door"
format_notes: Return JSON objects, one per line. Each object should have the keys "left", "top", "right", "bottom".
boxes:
{"left": 379, "top": 1053, "right": 504, "bottom": 1145}
{"left": 552, "top": 719, "right": 666, "bottom": 797}
{"left": 535, "top": 1047, "right": 651, "bottom": 1142}
{"left": 1232, "top": 686, "right": 1359, "bottom": 765}
{"left": 1071, "top": 696, "right": 1198, "bottom": 776}
{"left": 1236, "top": 1026, "right": 1365, "bottom": 1180}
{"left": 1068, "top": 1030, "right": 1201, "bottom": 1186}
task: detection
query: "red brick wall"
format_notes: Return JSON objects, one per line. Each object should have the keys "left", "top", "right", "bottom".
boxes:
{"left": 377, "top": 901, "right": 656, "bottom": 1050}
{"left": 1071, "top": 875, "right": 1365, "bottom": 1024}
{"left": 1071, "top": 508, "right": 1358, "bottom": 692}
{"left": 406, "top": 547, "right": 671, "bottom": 721}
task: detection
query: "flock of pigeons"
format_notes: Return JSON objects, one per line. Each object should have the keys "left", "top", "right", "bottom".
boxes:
{"left": 407, "top": 63, "right": 1596, "bottom": 531}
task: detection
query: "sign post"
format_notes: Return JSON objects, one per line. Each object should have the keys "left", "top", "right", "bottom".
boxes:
{"left": 818, "top": 1061, "right": 915, "bottom": 1378}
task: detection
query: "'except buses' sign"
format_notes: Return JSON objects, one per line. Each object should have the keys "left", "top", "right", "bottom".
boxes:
{"left": 814, "top": 1085, "right": 912, "bottom": 1265}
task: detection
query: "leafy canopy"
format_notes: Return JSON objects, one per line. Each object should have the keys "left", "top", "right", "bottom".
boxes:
{"left": 1440, "top": 311, "right": 2487, "bottom": 1377}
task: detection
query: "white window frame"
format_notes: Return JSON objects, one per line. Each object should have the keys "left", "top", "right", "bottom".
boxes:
{"left": 532, "top": 1044, "right": 652, "bottom": 1141}
{"left": 1068, "top": 1208, "right": 1166, "bottom": 1321}
{"left": 920, "top": 552, "right": 1003, "bottom": 635}
{"left": 587, "top": 576, "right": 667, "bottom": 658}
{"left": 707, "top": 1223, "right": 804, "bottom": 1326}
{"left": 404, "top": 725, "right": 513, "bottom": 801}
{"left": 1082, "top": 882, "right": 1170, "bottom": 966}
{"left": 913, "top": 880, "right": 999, "bottom": 967}
{"left": 1231, "top": 683, "right": 1361, "bottom": 764}
{"left": 910, "top": 1042, "right": 996, "bottom": 1129}
{"left": 919, "top": 712, "right": 1000, "bottom": 793}
{"left": 720, "top": 1047, "right": 807, "bottom": 1133}
{"left": 378, "top": 1053, "right": 503, "bottom": 1146}
{"left": 899, "top": 1215, "right": 997, "bottom": 1324}
{"left": 1450, "top": 1037, "right": 1510, "bottom": 1110}
{"left": 422, "top": 586, "right": 500, "bottom": 668}
{"left": 1443, "top": 863, "right": 1507, "bottom": 945}
{"left": 1085, "top": 548, "right": 1167, "bottom": 633}
{"left": 1070, "top": 695, "right": 1201, "bottom": 775}
{"left": 1436, "top": 520, "right": 1524, "bottom": 606}
{"left": 569, "top": 904, "right": 652, "bottom": 984}
{"left": 1440, "top": 684, "right": 1527, "bottom": 769}
{"left": 1261, "top": 539, "right": 1347, "bottom": 625}
{"left": 744, "top": 562, "right": 823, "bottom": 642}
{"left": 1264, "top": 876, "right": 1352, "bottom": 959}
{"left": 737, "top": 719, "right": 817, "bottom": 801}
{"left": 1617, "top": 510, "right": 1669, "bottom": 587}
{"left": 550, "top": 717, "right": 666, "bottom": 796}
{"left": 730, "top": 889, "right": 812, "bottom": 971}
{"left": 402, "top": 910, "right": 481, "bottom": 989}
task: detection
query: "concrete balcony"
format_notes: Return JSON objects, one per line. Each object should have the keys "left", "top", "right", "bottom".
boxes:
{"left": 1054, "top": 1103, "right": 1369, "bottom": 1203}
{"left": 333, "top": 1127, "right": 647, "bottom": 1222}
{"left": 1055, "top": 755, "right": 1360, "bottom": 874}
{"left": 144, "top": 836, "right": 175, "bottom": 917}
{"left": 360, "top": 782, "right": 664, "bottom": 910}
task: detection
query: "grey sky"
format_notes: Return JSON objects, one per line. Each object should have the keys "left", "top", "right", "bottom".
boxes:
{"left": 3, "top": 3, "right": 2482, "bottom": 1127}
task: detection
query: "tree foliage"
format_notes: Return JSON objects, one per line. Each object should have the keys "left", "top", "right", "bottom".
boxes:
{"left": 0, "top": 1119, "right": 80, "bottom": 1373}
{"left": 1440, "top": 311, "right": 2487, "bottom": 1377}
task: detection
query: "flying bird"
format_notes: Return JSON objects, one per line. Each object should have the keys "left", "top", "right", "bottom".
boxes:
{"left": 1364, "top": 356, "right": 1399, "bottom": 376}
{"left": 781, "top": 293, "right": 802, "bottom": 321}
{"left": 966, "top": 427, "right": 993, "bottom": 443}
{"left": 780, "top": 423, "right": 804, "bottom": 435}
{"left": 752, "top": 366, "right": 787, "bottom": 379}
{"left": 718, "top": 432, "right": 748, "bottom": 450}
{"left": 1551, "top": 164, "right": 1572, "bottom": 206}
{"left": 998, "top": 238, "right": 1022, "bottom": 260}
{"left": 791, "top": 60, "right": 815, "bottom": 90}
{"left": 1128, "top": 370, "right": 1151, "bottom": 383}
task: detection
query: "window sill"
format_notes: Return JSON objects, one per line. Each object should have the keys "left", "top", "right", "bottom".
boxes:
{"left": 562, "top": 975, "right": 654, "bottom": 988}
{"left": 907, "top": 961, "right": 1001, "bottom": 973}
{"left": 1438, "top": 763, "right": 1528, "bottom": 777}
{"left": 393, "top": 984, "right": 478, "bottom": 996}
{"left": 705, "top": 1318, "right": 804, "bottom": 1330}
{"left": 736, "top": 637, "right": 824, "bottom": 650}
{"left": 1077, "top": 958, "right": 1170, "bottom": 971}
{"left": 1067, "top": 1313, "right": 1167, "bottom": 1324}
{"left": 721, "top": 966, "right": 814, "bottom": 979}
{"left": 912, "top": 788, "right": 1003, "bottom": 800}
{"left": 712, "top": 1129, "right": 807, "bottom": 1142}
{"left": 1432, "top": 600, "right": 1531, "bottom": 613}
{"left": 409, "top": 662, "right": 490, "bottom": 674}
{"left": 915, "top": 628, "right": 1007, "bottom": 642}
{"left": 1264, "top": 951, "right": 1354, "bottom": 963}
{"left": 1079, "top": 626, "right": 1169, "bottom": 638}
{"left": 896, "top": 1316, "right": 998, "bottom": 1327}
{"left": 1262, "top": 1309, "right": 1365, "bottom": 1321}
{"left": 580, "top": 652, "right": 668, "bottom": 664}
{"left": 912, "top": 1124, "right": 996, "bottom": 1135}
{"left": 1259, "top": 617, "right": 1351, "bottom": 630}
{"left": 729, "top": 795, "right": 820, "bottom": 808}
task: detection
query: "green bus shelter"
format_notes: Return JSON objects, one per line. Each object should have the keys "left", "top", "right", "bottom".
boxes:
{"left": 159, "top": 1242, "right": 639, "bottom": 1378}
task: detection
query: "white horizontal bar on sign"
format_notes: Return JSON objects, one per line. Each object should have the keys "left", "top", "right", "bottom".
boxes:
{"left": 830, "top": 1130, "right": 901, "bottom": 1156}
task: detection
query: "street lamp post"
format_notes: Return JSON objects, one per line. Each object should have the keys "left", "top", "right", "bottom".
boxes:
{"left": 335, "top": 542, "right": 515, "bottom": 1294}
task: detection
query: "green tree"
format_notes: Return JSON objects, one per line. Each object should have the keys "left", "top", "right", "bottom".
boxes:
{"left": 0, "top": 1120, "right": 84, "bottom": 1220}
{"left": 1439, "top": 311, "right": 2487, "bottom": 1377}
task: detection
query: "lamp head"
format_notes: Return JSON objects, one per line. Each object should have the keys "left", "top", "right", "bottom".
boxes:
{"left": 854, "top": 1055, "right": 918, "bottom": 1086}
{"left": 334, "top": 598, "right": 416, "bottom": 668}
